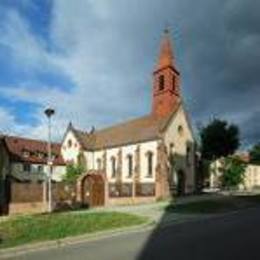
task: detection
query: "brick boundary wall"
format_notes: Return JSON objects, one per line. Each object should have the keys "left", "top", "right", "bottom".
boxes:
{"left": 6, "top": 181, "right": 76, "bottom": 215}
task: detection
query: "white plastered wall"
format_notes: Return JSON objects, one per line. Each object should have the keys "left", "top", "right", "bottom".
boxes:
{"left": 61, "top": 131, "right": 81, "bottom": 163}
{"left": 243, "top": 165, "right": 260, "bottom": 190}
{"left": 163, "top": 106, "right": 195, "bottom": 193}
{"left": 92, "top": 140, "right": 158, "bottom": 184}
{"left": 121, "top": 144, "right": 136, "bottom": 183}
{"left": 210, "top": 161, "right": 260, "bottom": 191}
{"left": 105, "top": 147, "right": 119, "bottom": 182}
{"left": 139, "top": 140, "right": 158, "bottom": 183}
{"left": 61, "top": 130, "right": 159, "bottom": 185}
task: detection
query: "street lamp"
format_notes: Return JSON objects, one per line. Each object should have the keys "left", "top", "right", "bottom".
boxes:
{"left": 44, "top": 108, "right": 55, "bottom": 213}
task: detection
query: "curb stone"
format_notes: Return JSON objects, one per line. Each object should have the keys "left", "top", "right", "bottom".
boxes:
{"left": 0, "top": 220, "right": 154, "bottom": 259}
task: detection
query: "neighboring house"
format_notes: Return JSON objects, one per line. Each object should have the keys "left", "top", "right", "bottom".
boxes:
{"left": 61, "top": 30, "right": 196, "bottom": 206}
{"left": 0, "top": 135, "right": 66, "bottom": 215}
{"left": 2, "top": 135, "right": 66, "bottom": 182}
{"left": 209, "top": 154, "right": 260, "bottom": 191}
{"left": 0, "top": 136, "right": 10, "bottom": 214}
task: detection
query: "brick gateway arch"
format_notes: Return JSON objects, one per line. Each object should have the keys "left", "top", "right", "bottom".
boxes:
{"left": 77, "top": 171, "right": 105, "bottom": 207}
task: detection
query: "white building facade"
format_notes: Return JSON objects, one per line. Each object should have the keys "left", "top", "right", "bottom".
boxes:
{"left": 210, "top": 159, "right": 260, "bottom": 191}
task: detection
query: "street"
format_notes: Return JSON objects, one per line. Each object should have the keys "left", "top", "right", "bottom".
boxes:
{"left": 5, "top": 206, "right": 260, "bottom": 260}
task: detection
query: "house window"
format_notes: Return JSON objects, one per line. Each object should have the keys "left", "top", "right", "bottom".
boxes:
{"left": 111, "top": 156, "right": 116, "bottom": 178}
{"left": 97, "top": 158, "right": 102, "bottom": 170}
{"left": 147, "top": 152, "right": 153, "bottom": 177}
{"left": 127, "top": 154, "right": 133, "bottom": 178}
{"left": 159, "top": 75, "right": 164, "bottom": 90}
{"left": 23, "top": 163, "right": 31, "bottom": 172}
{"left": 38, "top": 152, "right": 44, "bottom": 159}
{"left": 22, "top": 150, "right": 30, "bottom": 158}
{"left": 38, "top": 165, "right": 43, "bottom": 172}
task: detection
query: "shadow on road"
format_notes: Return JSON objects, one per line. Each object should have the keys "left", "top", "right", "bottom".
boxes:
{"left": 136, "top": 195, "right": 260, "bottom": 260}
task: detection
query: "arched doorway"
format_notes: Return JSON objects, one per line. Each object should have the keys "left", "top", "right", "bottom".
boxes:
{"left": 177, "top": 170, "right": 186, "bottom": 196}
{"left": 81, "top": 174, "right": 105, "bottom": 207}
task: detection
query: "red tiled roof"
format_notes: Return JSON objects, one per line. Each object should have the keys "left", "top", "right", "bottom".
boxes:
{"left": 4, "top": 136, "right": 65, "bottom": 165}
{"left": 235, "top": 153, "right": 250, "bottom": 163}
{"left": 71, "top": 103, "right": 180, "bottom": 150}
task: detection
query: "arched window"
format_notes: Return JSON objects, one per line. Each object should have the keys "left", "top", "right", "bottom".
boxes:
{"left": 67, "top": 139, "right": 72, "bottom": 148}
{"left": 178, "top": 125, "right": 184, "bottom": 136}
{"left": 146, "top": 151, "right": 153, "bottom": 177}
{"left": 111, "top": 156, "right": 116, "bottom": 178}
{"left": 159, "top": 75, "right": 164, "bottom": 90}
{"left": 97, "top": 158, "right": 102, "bottom": 170}
{"left": 127, "top": 154, "right": 133, "bottom": 178}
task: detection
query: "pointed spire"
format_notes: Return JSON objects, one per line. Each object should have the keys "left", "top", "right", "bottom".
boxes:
{"left": 155, "top": 28, "right": 175, "bottom": 71}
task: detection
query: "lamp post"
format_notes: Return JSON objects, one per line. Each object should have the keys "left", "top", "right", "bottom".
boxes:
{"left": 44, "top": 108, "right": 55, "bottom": 213}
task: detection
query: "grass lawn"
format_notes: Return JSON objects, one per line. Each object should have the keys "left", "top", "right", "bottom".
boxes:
{"left": 166, "top": 195, "right": 260, "bottom": 214}
{"left": 0, "top": 212, "right": 147, "bottom": 249}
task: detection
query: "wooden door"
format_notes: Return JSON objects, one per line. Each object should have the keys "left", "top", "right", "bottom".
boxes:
{"left": 82, "top": 175, "right": 104, "bottom": 207}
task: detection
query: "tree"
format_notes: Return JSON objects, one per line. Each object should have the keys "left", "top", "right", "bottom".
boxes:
{"left": 200, "top": 119, "right": 240, "bottom": 161}
{"left": 199, "top": 119, "right": 240, "bottom": 187}
{"left": 249, "top": 143, "right": 260, "bottom": 165}
{"left": 219, "top": 157, "right": 246, "bottom": 188}
{"left": 63, "top": 163, "right": 85, "bottom": 185}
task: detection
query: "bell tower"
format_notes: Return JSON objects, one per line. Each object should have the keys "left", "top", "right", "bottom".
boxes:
{"left": 152, "top": 29, "right": 181, "bottom": 117}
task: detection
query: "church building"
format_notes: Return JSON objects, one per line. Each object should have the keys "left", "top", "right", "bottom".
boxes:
{"left": 61, "top": 30, "right": 196, "bottom": 206}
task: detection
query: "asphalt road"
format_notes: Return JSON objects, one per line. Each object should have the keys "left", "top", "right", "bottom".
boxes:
{"left": 5, "top": 207, "right": 260, "bottom": 260}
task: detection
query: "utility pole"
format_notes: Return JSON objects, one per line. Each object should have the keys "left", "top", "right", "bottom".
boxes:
{"left": 44, "top": 108, "right": 55, "bottom": 213}
{"left": 43, "top": 171, "right": 47, "bottom": 211}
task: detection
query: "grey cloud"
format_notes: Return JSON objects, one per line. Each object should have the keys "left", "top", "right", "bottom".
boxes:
{"left": 2, "top": 0, "right": 260, "bottom": 148}
{"left": 74, "top": 0, "right": 260, "bottom": 147}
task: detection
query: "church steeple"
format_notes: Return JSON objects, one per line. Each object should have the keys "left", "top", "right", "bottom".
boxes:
{"left": 155, "top": 28, "right": 174, "bottom": 71}
{"left": 152, "top": 29, "right": 180, "bottom": 117}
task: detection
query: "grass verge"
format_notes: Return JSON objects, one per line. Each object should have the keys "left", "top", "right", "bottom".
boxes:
{"left": 0, "top": 212, "right": 147, "bottom": 249}
{"left": 166, "top": 195, "right": 260, "bottom": 214}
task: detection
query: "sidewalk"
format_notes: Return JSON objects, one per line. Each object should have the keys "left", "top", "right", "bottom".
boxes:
{"left": 84, "top": 193, "right": 223, "bottom": 222}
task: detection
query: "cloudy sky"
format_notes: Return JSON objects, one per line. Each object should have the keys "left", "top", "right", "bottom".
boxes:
{"left": 0, "top": 0, "right": 259, "bottom": 149}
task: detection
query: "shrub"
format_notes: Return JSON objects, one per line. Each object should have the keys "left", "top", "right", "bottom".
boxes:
{"left": 62, "top": 164, "right": 84, "bottom": 185}
{"left": 220, "top": 157, "right": 246, "bottom": 189}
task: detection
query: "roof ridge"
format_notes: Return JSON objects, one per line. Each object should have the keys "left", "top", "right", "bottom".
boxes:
{"left": 95, "top": 114, "right": 158, "bottom": 133}
{"left": 4, "top": 135, "right": 62, "bottom": 146}
{"left": 72, "top": 114, "right": 155, "bottom": 135}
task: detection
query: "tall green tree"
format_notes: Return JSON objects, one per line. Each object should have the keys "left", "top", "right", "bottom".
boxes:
{"left": 199, "top": 119, "right": 240, "bottom": 187}
{"left": 200, "top": 119, "right": 240, "bottom": 161}
{"left": 249, "top": 143, "right": 260, "bottom": 165}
